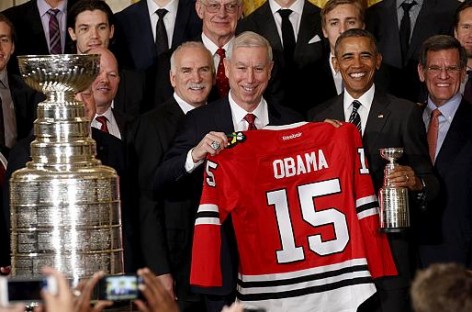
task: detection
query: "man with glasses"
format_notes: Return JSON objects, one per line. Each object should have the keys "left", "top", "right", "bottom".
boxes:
{"left": 416, "top": 35, "right": 472, "bottom": 270}
{"left": 309, "top": 28, "right": 438, "bottom": 312}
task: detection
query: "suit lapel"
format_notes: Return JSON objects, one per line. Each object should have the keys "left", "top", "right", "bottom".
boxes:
{"left": 28, "top": 2, "right": 49, "bottom": 51}
{"left": 364, "top": 92, "right": 390, "bottom": 144}
{"left": 296, "top": 2, "right": 318, "bottom": 53}
{"left": 137, "top": 1, "right": 157, "bottom": 59}
{"left": 213, "top": 99, "right": 236, "bottom": 133}
{"left": 259, "top": 2, "right": 283, "bottom": 50}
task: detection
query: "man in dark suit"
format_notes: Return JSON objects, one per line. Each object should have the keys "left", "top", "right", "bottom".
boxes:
{"left": 2, "top": 0, "right": 79, "bottom": 74}
{"left": 155, "top": 31, "right": 303, "bottom": 312}
{"left": 308, "top": 28, "right": 439, "bottom": 312}
{"left": 366, "top": 0, "right": 459, "bottom": 103}
{"left": 112, "top": 0, "right": 202, "bottom": 72}
{"left": 236, "top": 0, "right": 323, "bottom": 116}
{"left": 416, "top": 35, "right": 472, "bottom": 269}
{"left": 129, "top": 41, "right": 214, "bottom": 312}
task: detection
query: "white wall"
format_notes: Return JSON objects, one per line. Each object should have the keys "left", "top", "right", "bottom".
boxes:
{"left": 0, "top": 0, "right": 135, "bottom": 13}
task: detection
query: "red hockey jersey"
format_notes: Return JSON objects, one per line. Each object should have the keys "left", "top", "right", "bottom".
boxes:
{"left": 191, "top": 122, "right": 397, "bottom": 312}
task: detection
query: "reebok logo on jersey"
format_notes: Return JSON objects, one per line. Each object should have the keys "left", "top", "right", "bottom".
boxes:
{"left": 282, "top": 132, "right": 302, "bottom": 141}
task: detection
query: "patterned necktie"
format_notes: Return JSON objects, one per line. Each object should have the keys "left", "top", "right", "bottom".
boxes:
{"left": 96, "top": 116, "right": 109, "bottom": 133}
{"left": 155, "top": 9, "right": 169, "bottom": 56}
{"left": 464, "top": 70, "right": 472, "bottom": 103}
{"left": 47, "top": 8, "right": 62, "bottom": 54}
{"left": 427, "top": 108, "right": 441, "bottom": 163}
{"left": 244, "top": 113, "right": 257, "bottom": 130}
{"left": 349, "top": 100, "right": 362, "bottom": 133}
{"left": 216, "top": 48, "right": 230, "bottom": 97}
{"left": 279, "top": 9, "right": 296, "bottom": 64}
{"left": 399, "top": 1, "right": 417, "bottom": 65}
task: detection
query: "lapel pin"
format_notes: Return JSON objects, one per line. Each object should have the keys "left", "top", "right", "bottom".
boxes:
{"left": 378, "top": 114, "right": 384, "bottom": 119}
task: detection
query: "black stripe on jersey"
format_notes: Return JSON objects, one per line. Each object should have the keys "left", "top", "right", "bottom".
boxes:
{"left": 356, "top": 201, "right": 378, "bottom": 214}
{"left": 237, "top": 276, "right": 373, "bottom": 301}
{"left": 196, "top": 211, "right": 219, "bottom": 219}
{"left": 238, "top": 264, "right": 369, "bottom": 288}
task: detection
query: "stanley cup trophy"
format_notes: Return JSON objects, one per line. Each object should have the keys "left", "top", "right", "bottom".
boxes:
{"left": 378, "top": 148, "right": 410, "bottom": 232}
{"left": 9, "top": 54, "right": 123, "bottom": 285}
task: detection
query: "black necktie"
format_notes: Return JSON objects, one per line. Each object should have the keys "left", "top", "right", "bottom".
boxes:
{"left": 155, "top": 9, "right": 169, "bottom": 56}
{"left": 399, "top": 1, "right": 416, "bottom": 65}
{"left": 349, "top": 100, "right": 362, "bottom": 133}
{"left": 279, "top": 9, "right": 296, "bottom": 64}
{"left": 464, "top": 70, "right": 472, "bottom": 103}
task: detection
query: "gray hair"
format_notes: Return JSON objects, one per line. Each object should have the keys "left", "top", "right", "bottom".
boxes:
{"left": 170, "top": 41, "right": 215, "bottom": 74}
{"left": 226, "top": 31, "right": 273, "bottom": 62}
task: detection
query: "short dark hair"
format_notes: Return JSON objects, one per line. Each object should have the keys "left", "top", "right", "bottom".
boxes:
{"left": 411, "top": 263, "right": 472, "bottom": 312}
{"left": 67, "top": 0, "right": 115, "bottom": 30}
{"left": 0, "top": 13, "right": 16, "bottom": 44}
{"left": 418, "top": 35, "right": 467, "bottom": 69}
{"left": 334, "top": 28, "right": 378, "bottom": 57}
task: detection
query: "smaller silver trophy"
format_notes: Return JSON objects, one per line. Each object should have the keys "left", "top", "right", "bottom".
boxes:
{"left": 378, "top": 148, "right": 410, "bottom": 232}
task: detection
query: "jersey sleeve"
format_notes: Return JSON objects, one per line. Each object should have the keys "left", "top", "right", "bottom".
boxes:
{"left": 190, "top": 158, "right": 230, "bottom": 287}
{"left": 350, "top": 126, "right": 398, "bottom": 278}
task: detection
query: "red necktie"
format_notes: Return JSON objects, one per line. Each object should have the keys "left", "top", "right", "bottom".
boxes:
{"left": 427, "top": 109, "right": 440, "bottom": 163}
{"left": 216, "top": 48, "right": 230, "bottom": 97}
{"left": 47, "top": 8, "right": 62, "bottom": 54}
{"left": 96, "top": 116, "right": 109, "bottom": 133}
{"left": 244, "top": 113, "right": 257, "bottom": 130}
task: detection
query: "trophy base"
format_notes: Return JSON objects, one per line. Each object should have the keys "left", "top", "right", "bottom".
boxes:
{"left": 380, "top": 227, "right": 408, "bottom": 233}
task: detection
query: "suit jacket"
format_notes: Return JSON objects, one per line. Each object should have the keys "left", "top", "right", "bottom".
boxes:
{"left": 129, "top": 97, "right": 203, "bottom": 303}
{"left": 418, "top": 100, "right": 472, "bottom": 268}
{"left": 365, "top": 0, "right": 459, "bottom": 102}
{"left": 155, "top": 97, "right": 303, "bottom": 298}
{"left": 308, "top": 90, "right": 439, "bottom": 294}
{"left": 2, "top": 0, "right": 78, "bottom": 74}
{"left": 236, "top": 0, "right": 324, "bottom": 116}
{"left": 9, "top": 73, "right": 46, "bottom": 144}
{"left": 112, "top": 0, "right": 202, "bottom": 71}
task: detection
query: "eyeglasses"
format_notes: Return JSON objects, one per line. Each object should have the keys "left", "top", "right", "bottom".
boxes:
{"left": 426, "top": 65, "right": 463, "bottom": 75}
{"left": 201, "top": 1, "right": 239, "bottom": 13}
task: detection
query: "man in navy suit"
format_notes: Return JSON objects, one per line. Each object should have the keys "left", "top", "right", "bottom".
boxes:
{"left": 236, "top": 0, "right": 324, "bottom": 116}
{"left": 129, "top": 41, "right": 214, "bottom": 312}
{"left": 2, "top": 0, "right": 79, "bottom": 74}
{"left": 416, "top": 35, "right": 472, "bottom": 269}
{"left": 366, "top": 0, "right": 459, "bottom": 103}
{"left": 112, "top": 0, "right": 202, "bottom": 72}
{"left": 155, "top": 31, "right": 302, "bottom": 312}
{"left": 309, "top": 28, "right": 439, "bottom": 312}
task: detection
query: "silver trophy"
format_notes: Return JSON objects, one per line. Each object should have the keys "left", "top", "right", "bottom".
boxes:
{"left": 378, "top": 148, "right": 410, "bottom": 232}
{"left": 10, "top": 54, "right": 123, "bottom": 286}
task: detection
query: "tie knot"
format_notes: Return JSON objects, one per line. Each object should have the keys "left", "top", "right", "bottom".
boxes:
{"left": 431, "top": 108, "right": 441, "bottom": 119}
{"left": 47, "top": 8, "right": 60, "bottom": 16}
{"left": 401, "top": 1, "right": 416, "bottom": 12}
{"left": 352, "top": 100, "right": 361, "bottom": 111}
{"left": 244, "top": 113, "right": 257, "bottom": 130}
{"left": 216, "top": 48, "right": 226, "bottom": 58}
{"left": 96, "top": 115, "right": 108, "bottom": 124}
{"left": 156, "top": 8, "right": 168, "bottom": 18}
{"left": 278, "top": 9, "right": 293, "bottom": 19}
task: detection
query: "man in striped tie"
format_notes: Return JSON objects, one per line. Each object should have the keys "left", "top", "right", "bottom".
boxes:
{"left": 309, "top": 28, "right": 438, "bottom": 312}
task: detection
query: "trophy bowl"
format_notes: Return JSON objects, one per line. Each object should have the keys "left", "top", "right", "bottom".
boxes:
{"left": 380, "top": 147, "right": 404, "bottom": 165}
{"left": 17, "top": 54, "right": 100, "bottom": 96}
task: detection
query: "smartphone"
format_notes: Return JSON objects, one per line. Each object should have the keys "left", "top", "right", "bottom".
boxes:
{"left": 97, "top": 274, "right": 143, "bottom": 301}
{"left": 0, "top": 276, "right": 58, "bottom": 307}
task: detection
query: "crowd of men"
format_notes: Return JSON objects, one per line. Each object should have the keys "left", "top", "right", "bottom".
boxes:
{"left": 0, "top": 0, "right": 471, "bottom": 311}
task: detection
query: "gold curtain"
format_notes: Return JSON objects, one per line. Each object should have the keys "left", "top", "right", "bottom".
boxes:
{"left": 242, "top": 0, "right": 383, "bottom": 17}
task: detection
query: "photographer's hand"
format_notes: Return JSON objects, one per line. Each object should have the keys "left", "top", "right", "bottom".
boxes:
{"left": 134, "top": 268, "right": 178, "bottom": 312}
{"left": 73, "top": 271, "right": 112, "bottom": 312}
{"left": 37, "top": 266, "right": 73, "bottom": 312}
